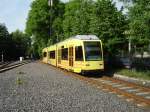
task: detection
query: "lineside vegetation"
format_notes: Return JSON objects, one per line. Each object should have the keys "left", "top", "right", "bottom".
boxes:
{"left": 26, "top": 0, "right": 128, "bottom": 57}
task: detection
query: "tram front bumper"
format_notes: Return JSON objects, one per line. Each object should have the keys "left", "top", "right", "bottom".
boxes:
{"left": 83, "top": 61, "right": 104, "bottom": 71}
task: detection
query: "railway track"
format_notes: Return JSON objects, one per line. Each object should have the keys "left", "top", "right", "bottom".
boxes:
{"left": 45, "top": 63, "right": 150, "bottom": 109}
{"left": 0, "top": 60, "right": 31, "bottom": 73}
{"left": 0, "top": 61, "right": 12, "bottom": 69}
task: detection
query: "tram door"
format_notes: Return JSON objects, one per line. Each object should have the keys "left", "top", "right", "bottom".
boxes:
{"left": 58, "top": 48, "right": 61, "bottom": 64}
{"left": 69, "top": 47, "right": 73, "bottom": 67}
{"left": 56, "top": 48, "right": 57, "bottom": 66}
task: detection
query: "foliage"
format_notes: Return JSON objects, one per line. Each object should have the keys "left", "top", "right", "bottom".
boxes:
{"left": 0, "top": 23, "right": 12, "bottom": 60}
{"left": 10, "top": 30, "right": 31, "bottom": 59}
{"left": 128, "top": 0, "right": 150, "bottom": 50}
{"left": 120, "top": 0, "right": 150, "bottom": 52}
{"left": 63, "top": 0, "right": 86, "bottom": 38}
{"left": 93, "top": 0, "right": 127, "bottom": 54}
{"left": 26, "top": 0, "right": 50, "bottom": 45}
{"left": 119, "top": 0, "right": 136, "bottom": 3}
{"left": 26, "top": 0, "right": 65, "bottom": 57}
{"left": 26, "top": 0, "right": 128, "bottom": 57}
{"left": 0, "top": 24, "right": 31, "bottom": 60}
{"left": 63, "top": 0, "right": 127, "bottom": 54}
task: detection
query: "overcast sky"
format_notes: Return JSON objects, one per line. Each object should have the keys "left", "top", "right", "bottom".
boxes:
{"left": 0, "top": 0, "right": 123, "bottom": 33}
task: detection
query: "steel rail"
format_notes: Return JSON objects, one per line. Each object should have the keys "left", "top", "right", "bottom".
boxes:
{"left": 102, "top": 76, "right": 150, "bottom": 92}
{"left": 0, "top": 61, "right": 11, "bottom": 69}
{"left": 0, "top": 61, "right": 31, "bottom": 73}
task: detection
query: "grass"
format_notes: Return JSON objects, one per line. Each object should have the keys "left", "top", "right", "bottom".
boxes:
{"left": 16, "top": 77, "right": 23, "bottom": 85}
{"left": 16, "top": 71, "right": 25, "bottom": 85}
{"left": 116, "top": 69, "right": 150, "bottom": 80}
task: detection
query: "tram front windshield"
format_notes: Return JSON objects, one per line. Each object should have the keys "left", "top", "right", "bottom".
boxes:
{"left": 84, "top": 41, "right": 102, "bottom": 61}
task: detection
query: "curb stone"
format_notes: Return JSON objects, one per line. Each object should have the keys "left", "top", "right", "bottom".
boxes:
{"left": 114, "top": 74, "right": 150, "bottom": 87}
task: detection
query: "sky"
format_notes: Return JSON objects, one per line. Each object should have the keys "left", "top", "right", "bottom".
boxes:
{"left": 0, "top": 0, "right": 123, "bottom": 33}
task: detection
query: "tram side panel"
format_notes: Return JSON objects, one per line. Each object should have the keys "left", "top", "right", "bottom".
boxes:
{"left": 42, "top": 38, "right": 104, "bottom": 73}
{"left": 72, "top": 41, "right": 84, "bottom": 73}
{"left": 56, "top": 39, "right": 83, "bottom": 73}
{"left": 47, "top": 45, "right": 57, "bottom": 66}
{"left": 42, "top": 48, "right": 48, "bottom": 63}
{"left": 57, "top": 41, "right": 72, "bottom": 71}
{"left": 56, "top": 39, "right": 85, "bottom": 73}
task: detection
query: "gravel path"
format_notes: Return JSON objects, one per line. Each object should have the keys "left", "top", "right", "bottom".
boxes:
{"left": 0, "top": 62, "right": 149, "bottom": 112}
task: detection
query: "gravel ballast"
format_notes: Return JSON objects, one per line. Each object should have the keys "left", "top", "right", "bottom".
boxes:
{"left": 0, "top": 62, "right": 149, "bottom": 112}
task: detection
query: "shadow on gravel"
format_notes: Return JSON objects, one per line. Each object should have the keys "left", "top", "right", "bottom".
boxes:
{"left": 80, "top": 67, "right": 119, "bottom": 78}
{"left": 80, "top": 71, "right": 104, "bottom": 78}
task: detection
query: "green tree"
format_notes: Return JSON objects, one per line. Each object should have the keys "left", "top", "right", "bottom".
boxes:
{"left": 11, "top": 30, "right": 31, "bottom": 59}
{"left": 95, "top": 0, "right": 127, "bottom": 54}
{"left": 128, "top": 0, "right": 150, "bottom": 50}
{"left": 0, "top": 23, "right": 12, "bottom": 60}
{"left": 51, "top": 0, "right": 65, "bottom": 43}
{"left": 63, "top": 0, "right": 127, "bottom": 54}
{"left": 120, "top": 0, "right": 150, "bottom": 53}
{"left": 26, "top": 0, "right": 127, "bottom": 58}
{"left": 63, "top": 0, "right": 80, "bottom": 38}
{"left": 63, "top": 0, "right": 95, "bottom": 38}
{"left": 26, "top": 0, "right": 50, "bottom": 45}
{"left": 26, "top": 0, "right": 64, "bottom": 57}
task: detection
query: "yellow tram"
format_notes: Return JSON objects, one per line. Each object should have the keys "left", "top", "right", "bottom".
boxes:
{"left": 42, "top": 35, "right": 104, "bottom": 73}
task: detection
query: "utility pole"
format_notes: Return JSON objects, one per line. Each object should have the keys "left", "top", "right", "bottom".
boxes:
{"left": 128, "top": 31, "right": 132, "bottom": 68}
{"left": 124, "top": 30, "right": 132, "bottom": 56}
{"left": 48, "top": 0, "right": 53, "bottom": 44}
{"left": 124, "top": 30, "right": 132, "bottom": 68}
{"left": 1, "top": 51, "right": 4, "bottom": 63}
{"left": 128, "top": 37, "right": 131, "bottom": 55}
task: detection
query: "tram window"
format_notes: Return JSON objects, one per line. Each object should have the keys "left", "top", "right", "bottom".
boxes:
{"left": 43, "top": 52, "right": 47, "bottom": 57}
{"left": 49, "top": 51, "right": 55, "bottom": 59}
{"left": 61, "top": 48, "right": 68, "bottom": 60}
{"left": 75, "top": 46, "right": 83, "bottom": 61}
{"left": 84, "top": 41, "right": 102, "bottom": 61}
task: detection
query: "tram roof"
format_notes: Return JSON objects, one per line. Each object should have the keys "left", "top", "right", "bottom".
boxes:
{"left": 71, "top": 35, "right": 99, "bottom": 40}
{"left": 45, "top": 35, "right": 100, "bottom": 48}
